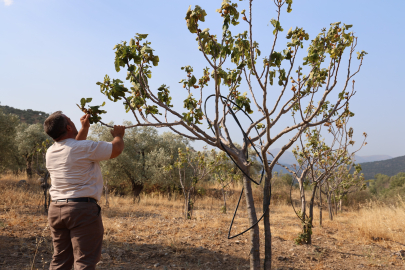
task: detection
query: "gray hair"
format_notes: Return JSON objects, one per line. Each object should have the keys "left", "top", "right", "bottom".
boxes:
{"left": 43, "top": 111, "right": 68, "bottom": 140}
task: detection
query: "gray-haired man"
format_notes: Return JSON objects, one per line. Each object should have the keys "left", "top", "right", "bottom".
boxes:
{"left": 43, "top": 111, "right": 125, "bottom": 270}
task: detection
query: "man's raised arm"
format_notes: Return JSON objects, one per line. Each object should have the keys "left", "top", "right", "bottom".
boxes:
{"left": 76, "top": 114, "right": 90, "bottom": 141}
{"left": 110, "top": 125, "right": 125, "bottom": 159}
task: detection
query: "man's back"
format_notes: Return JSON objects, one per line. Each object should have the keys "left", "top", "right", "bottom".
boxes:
{"left": 46, "top": 138, "right": 112, "bottom": 201}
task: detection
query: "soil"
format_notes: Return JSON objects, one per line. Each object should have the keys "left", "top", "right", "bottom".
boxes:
{"left": 0, "top": 201, "right": 404, "bottom": 270}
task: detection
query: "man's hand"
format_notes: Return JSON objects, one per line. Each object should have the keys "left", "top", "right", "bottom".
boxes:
{"left": 80, "top": 114, "right": 91, "bottom": 130}
{"left": 110, "top": 125, "right": 125, "bottom": 139}
{"left": 110, "top": 125, "right": 125, "bottom": 159}
{"left": 76, "top": 114, "right": 91, "bottom": 140}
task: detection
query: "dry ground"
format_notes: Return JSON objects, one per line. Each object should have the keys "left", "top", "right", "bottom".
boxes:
{"left": 0, "top": 175, "right": 404, "bottom": 270}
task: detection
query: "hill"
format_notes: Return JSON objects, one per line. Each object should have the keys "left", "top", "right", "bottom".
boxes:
{"left": 354, "top": 154, "right": 392, "bottom": 163}
{"left": 269, "top": 148, "right": 392, "bottom": 166}
{"left": 0, "top": 105, "right": 49, "bottom": 125}
{"left": 359, "top": 155, "right": 405, "bottom": 180}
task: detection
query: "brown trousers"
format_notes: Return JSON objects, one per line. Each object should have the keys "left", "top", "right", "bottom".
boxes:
{"left": 48, "top": 201, "right": 104, "bottom": 270}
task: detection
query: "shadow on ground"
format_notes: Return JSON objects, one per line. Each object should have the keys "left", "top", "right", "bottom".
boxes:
{"left": 0, "top": 235, "right": 250, "bottom": 270}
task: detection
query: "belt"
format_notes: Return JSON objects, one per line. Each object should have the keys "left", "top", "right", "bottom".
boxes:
{"left": 53, "top": 197, "right": 97, "bottom": 204}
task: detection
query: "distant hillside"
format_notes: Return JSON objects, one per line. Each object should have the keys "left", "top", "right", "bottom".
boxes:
{"left": 268, "top": 148, "right": 297, "bottom": 165}
{"left": 354, "top": 155, "right": 392, "bottom": 163}
{"left": 269, "top": 148, "right": 392, "bottom": 166}
{"left": 359, "top": 156, "right": 405, "bottom": 180}
{"left": 0, "top": 105, "right": 49, "bottom": 125}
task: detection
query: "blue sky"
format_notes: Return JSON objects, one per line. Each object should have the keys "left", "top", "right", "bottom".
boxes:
{"left": 1, "top": 0, "right": 404, "bottom": 157}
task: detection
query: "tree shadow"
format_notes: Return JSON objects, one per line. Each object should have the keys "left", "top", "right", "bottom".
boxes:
{"left": 0, "top": 234, "right": 53, "bottom": 270}
{"left": 103, "top": 210, "right": 163, "bottom": 219}
{"left": 0, "top": 235, "right": 251, "bottom": 270}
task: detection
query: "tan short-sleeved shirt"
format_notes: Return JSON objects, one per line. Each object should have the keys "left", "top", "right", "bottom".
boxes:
{"left": 46, "top": 138, "right": 112, "bottom": 201}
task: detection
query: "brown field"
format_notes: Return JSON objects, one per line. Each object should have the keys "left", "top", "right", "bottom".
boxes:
{"left": 0, "top": 174, "right": 404, "bottom": 270}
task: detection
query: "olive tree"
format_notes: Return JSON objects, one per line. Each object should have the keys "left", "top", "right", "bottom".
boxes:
{"left": 35, "top": 139, "right": 53, "bottom": 213}
{"left": 15, "top": 123, "right": 50, "bottom": 179}
{"left": 89, "top": 123, "right": 190, "bottom": 203}
{"left": 80, "top": 1, "right": 366, "bottom": 268}
{"left": 0, "top": 109, "right": 20, "bottom": 174}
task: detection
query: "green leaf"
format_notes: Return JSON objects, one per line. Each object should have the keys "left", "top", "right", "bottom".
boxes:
{"left": 286, "top": 0, "right": 293, "bottom": 13}
{"left": 133, "top": 55, "right": 142, "bottom": 64}
{"left": 188, "top": 75, "right": 197, "bottom": 87}
{"left": 237, "top": 62, "right": 246, "bottom": 69}
{"left": 152, "top": 55, "right": 159, "bottom": 66}
{"left": 136, "top": 33, "right": 149, "bottom": 39}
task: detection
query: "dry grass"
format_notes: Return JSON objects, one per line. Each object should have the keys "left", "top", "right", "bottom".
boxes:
{"left": 1, "top": 174, "right": 404, "bottom": 269}
{"left": 354, "top": 198, "right": 405, "bottom": 244}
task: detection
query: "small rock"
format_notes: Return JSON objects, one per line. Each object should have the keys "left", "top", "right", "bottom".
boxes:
{"left": 164, "top": 253, "right": 168, "bottom": 256}
{"left": 277, "top": 256, "right": 287, "bottom": 261}
{"left": 235, "top": 240, "right": 240, "bottom": 244}
{"left": 101, "top": 249, "right": 106, "bottom": 254}
{"left": 357, "top": 265, "right": 365, "bottom": 268}
{"left": 101, "top": 253, "right": 111, "bottom": 260}
{"left": 154, "top": 263, "right": 160, "bottom": 267}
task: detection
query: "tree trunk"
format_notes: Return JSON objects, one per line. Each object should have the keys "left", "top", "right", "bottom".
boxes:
{"left": 263, "top": 175, "right": 272, "bottom": 270}
{"left": 131, "top": 181, "right": 144, "bottom": 203}
{"left": 327, "top": 193, "right": 333, "bottom": 221}
{"left": 26, "top": 158, "right": 32, "bottom": 179}
{"left": 333, "top": 195, "right": 338, "bottom": 216}
{"left": 43, "top": 185, "right": 48, "bottom": 213}
{"left": 319, "top": 186, "right": 322, "bottom": 227}
{"left": 104, "top": 181, "right": 110, "bottom": 208}
{"left": 299, "top": 179, "right": 306, "bottom": 222}
{"left": 185, "top": 190, "right": 193, "bottom": 219}
{"left": 339, "top": 198, "right": 342, "bottom": 212}
{"left": 222, "top": 187, "right": 227, "bottom": 214}
{"left": 167, "top": 185, "right": 172, "bottom": 201}
{"left": 40, "top": 173, "right": 50, "bottom": 214}
{"left": 242, "top": 171, "right": 260, "bottom": 270}
{"left": 298, "top": 178, "right": 308, "bottom": 243}
{"left": 307, "top": 184, "right": 318, "bottom": 245}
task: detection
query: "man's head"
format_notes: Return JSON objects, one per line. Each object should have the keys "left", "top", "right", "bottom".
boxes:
{"left": 44, "top": 111, "right": 78, "bottom": 141}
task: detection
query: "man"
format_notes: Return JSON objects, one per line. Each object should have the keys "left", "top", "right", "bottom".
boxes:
{"left": 43, "top": 111, "right": 125, "bottom": 270}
